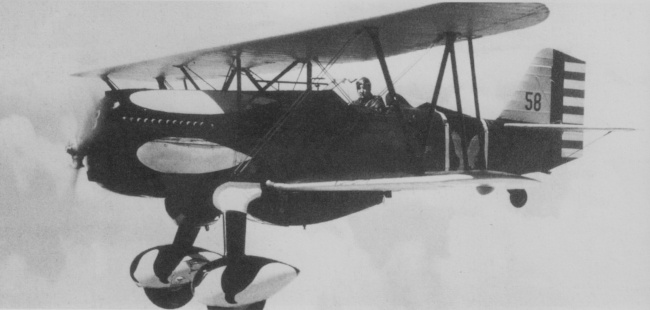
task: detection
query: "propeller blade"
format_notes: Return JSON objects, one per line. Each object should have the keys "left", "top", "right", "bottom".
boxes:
{"left": 63, "top": 92, "right": 104, "bottom": 196}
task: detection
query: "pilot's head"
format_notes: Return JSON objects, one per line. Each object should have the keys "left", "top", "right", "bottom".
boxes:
{"left": 356, "top": 77, "right": 372, "bottom": 99}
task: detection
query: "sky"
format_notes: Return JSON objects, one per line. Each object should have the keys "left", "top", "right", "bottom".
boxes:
{"left": 0, "top": 0, "right": 649, "bottom": 309}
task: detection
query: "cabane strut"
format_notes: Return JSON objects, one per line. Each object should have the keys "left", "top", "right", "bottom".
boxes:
{"left": 365, "top": 27, "right": 396, "bottom": 104}
{"left": 177, "top": 66, "right": 200, "bottom": 90}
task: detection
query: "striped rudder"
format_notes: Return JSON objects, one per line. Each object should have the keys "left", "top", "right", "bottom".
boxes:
{"left": 551, "top": 50, "right": 585, "bottom": 159}
{"left": 498, "top": 49, "right": 586, "bottom": 159}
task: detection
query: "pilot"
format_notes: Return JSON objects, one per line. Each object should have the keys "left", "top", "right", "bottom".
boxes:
{"left": 350, "top": 77, "right": 386, "bottom": 112}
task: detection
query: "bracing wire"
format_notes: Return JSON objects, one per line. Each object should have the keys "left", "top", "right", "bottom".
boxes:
{"left": 293, "top": 63, "right": 306, "bottom": 91}
{"left": 290, "top": 31, "right": 360, "bottom": 104}
{"left": 233, "top": 91, "right": 312, "bottom": 174}
{"left": 566, "top": 130, "right": 613, "bottom": 158}
{"left": 186, "top": 66, "right": 218, "bottom": 91}
{"left": 378, "top": 43, "right": 436, "bottom": 97}
{"left": 233, "top": 31, "right": 362, "bottom": 175}
{"left": 248, "top": 69, "right": 278, "bottom": 91}
{"left": 315, "top": 60, "right": 352, "bottom": 103}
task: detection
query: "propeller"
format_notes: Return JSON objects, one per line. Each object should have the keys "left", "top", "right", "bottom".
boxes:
{"left": 65, "top": 142, "right": 83, "bottom": 197}
{"left": 63, "top": 91, "right": 105, "bottom": 195}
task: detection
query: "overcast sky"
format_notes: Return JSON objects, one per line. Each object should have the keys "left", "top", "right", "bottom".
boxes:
{"left": 0, "top": 1, "right": 649, "bottom": 309}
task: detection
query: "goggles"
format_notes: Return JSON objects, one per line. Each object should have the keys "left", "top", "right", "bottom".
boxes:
{"left": 356, "top": 82, "right": 371, "bottom": 90}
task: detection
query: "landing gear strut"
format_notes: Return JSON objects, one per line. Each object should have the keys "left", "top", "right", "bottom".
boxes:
{"left": 132, "top": 182, "right": 299, "bottom": 309}
{"left": 508, "top": 189, "right": 527, "bottom": 208}
{"left": 192, "top": 183, "right": 299, "bottom": 308}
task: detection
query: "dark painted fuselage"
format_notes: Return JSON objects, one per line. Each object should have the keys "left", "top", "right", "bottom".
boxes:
{"left": 82, "top": 89, "right": 568, "bottom": 226}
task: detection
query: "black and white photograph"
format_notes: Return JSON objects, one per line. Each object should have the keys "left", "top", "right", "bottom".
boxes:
{"left": 0, "top": 1, "right": 648, "bottom": 309}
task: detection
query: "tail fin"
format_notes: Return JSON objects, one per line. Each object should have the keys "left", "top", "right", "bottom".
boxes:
{"left": 498, "top": 48, "right": 586, "bottom": 159}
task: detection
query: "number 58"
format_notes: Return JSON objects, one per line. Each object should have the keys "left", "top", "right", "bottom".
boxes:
{"left": 525, "top": 92, "right": 542, "bottom": 111}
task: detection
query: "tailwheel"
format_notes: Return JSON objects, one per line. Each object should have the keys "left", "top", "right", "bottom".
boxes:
{"left": 508, "top": 189, "right": 527, "bottom": 208}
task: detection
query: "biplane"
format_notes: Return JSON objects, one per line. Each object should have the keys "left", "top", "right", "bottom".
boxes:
{"left": 68, "top": 2, "right": 630, "bottom": 309}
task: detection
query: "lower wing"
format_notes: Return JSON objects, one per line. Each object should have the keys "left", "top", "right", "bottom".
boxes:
{"left": 266, "top": 170, "right": 538, "bottom": 192}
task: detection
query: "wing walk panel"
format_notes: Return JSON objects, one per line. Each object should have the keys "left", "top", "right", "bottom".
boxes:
{"left": 74, "top": 3, "right": 549, "bottom": 81}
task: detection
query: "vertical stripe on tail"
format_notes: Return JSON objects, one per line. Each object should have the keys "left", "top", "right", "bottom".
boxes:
{"left": 554, "top": 50, "right": 586, "bottom": 159}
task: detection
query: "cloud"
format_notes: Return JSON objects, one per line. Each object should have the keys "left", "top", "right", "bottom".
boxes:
{"left": 0, "top": 114, "right": 170, "bottom": 308}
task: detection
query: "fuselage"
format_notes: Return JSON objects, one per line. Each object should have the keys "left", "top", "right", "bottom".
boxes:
{"left": 82, "top": 89, "right": 565, "bottom": 226}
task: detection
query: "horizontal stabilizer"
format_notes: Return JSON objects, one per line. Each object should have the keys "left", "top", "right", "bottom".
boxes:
{"left": 503, "top": 123, "right": 634, "bottom": 131}
{"left": 266, "top": 171, "right": 538, "bottom": 192}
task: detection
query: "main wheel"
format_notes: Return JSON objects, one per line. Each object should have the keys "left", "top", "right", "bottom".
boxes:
{"left": 508, "top": 189, "right": 527, "bottom": 208}
{"left": 131, "top": 245, "right": 222, "bottom": 308}
{"left": 144, "top": 285, "right": 193, "bottom": 309}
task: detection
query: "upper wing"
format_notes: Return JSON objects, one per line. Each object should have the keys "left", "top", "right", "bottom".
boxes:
{"left": 266, "top": 171, "right": 539, "bottom": 192}
{"left": 74, "top": 2, "right": 548, "bottom": 81}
